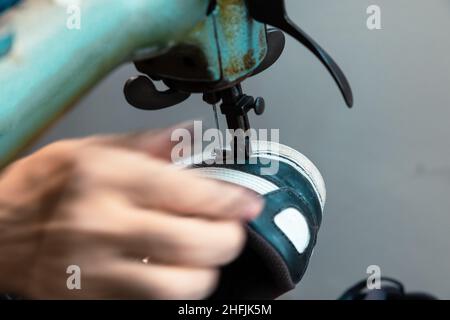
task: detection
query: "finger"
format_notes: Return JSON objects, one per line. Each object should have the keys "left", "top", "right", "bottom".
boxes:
{"left": 93, "top": 262, "right": 219, "bottom": 300}
{"left": 119, "top": 208, "right": 247, "bottom": 268}
{"left": 78, "top": 148, "right": 264, "bottom": 220}
{"left": 140, "top": 168, "right": 264, "bottom": 220}
{"left": 84, "top": 121, "right": 195, "bottom": 161}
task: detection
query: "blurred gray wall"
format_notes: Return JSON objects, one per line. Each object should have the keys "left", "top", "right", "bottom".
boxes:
{"left": 33, "top": 0, "right": 450, "bottom": 299}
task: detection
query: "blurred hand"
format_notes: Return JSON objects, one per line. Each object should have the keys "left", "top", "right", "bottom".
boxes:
{"left": 0, "top": 124, "right": 263, "bottom": 299}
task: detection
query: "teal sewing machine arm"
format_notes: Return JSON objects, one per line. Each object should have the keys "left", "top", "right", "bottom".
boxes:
{"left": 0, "top": 0, "right": 210, "bottom": 167}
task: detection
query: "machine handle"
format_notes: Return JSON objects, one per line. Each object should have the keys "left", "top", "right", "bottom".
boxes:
{"left": 246, "top": 0, "right": 353, "bottom": 108}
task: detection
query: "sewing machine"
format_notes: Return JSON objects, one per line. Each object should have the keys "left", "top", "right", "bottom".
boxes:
{"left": 0, "top": 0, "right": 353, "bottom": 299}
{"left": 0, "top": 0, "right": 352, "bottom": 165}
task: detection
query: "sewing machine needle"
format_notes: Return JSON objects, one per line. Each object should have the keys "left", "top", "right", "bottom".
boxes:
{"left": 212, "top": 104, "right": 223, "bottom": 150}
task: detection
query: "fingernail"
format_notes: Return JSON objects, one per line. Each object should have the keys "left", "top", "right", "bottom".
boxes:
{"left": 242, "top": 196, "right": 265, "bottom": 221}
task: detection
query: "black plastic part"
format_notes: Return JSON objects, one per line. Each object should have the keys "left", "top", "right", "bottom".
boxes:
{"left": 133, "top": 27, "right": 286, "bottom": 95}
{"left": 203, "top": 84, "right": 266, "bottom": 159}
{"left": 217, "top": 85, "right": 265, "bottom": 132}
{"left": 124, "top": 76, "right": 190, "bottom": 111}
{"left": 219, "top": 86, "right": 251, "bottom": 158}
{"left": 246, "top": 0, "right": 353, "bottom": 108}
{"left": 250, "top": 28, "right": 286, "bottom": 77}
{"left": 253, "top": 97, "right": 265, "bottom": 115}
{"left": 203, "top": 92, "right": 221, "bottom": 105}
{"left": 339, "top": 278, "right": 438, "bottom": 300}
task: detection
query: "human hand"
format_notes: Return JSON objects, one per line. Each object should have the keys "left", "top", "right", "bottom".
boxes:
{"left": 0, "top": 124, "right": 263, "bottom": 299}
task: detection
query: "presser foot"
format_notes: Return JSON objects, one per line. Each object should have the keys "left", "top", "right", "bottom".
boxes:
{"left": 203, "top": 84, "right": 266, "bottom": 160}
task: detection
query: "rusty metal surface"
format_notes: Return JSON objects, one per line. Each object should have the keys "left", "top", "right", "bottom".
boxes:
{"left": 136, "top": 0, "right": 268, "bottom": 86}
{"left": 215, "top": 0, "right": 267, "bottom": 82}
{"left": 135, "top": 16, "right": 221, "bottom": 82}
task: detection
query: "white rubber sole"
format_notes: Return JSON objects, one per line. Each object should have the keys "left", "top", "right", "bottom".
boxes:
{"left": 250, "top": 141, "right": 326, "bottom": 210}
{"left": 178, "top": 141, "right": 326, "bottom": 211}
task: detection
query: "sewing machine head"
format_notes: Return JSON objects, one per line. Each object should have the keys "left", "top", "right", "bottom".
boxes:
{"left": 124, "top": 0, "right": 353, "bottom": 136}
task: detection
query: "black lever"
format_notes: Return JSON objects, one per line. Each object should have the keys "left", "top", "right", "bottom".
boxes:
{"left": 246, "top": 0, "right": 353, "bottom": 108}
{"left": 124, "top": 76, "right": 190, "bottom": 111}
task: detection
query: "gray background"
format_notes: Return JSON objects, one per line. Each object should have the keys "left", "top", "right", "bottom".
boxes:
{"left": 32, "top": 0, "right": 450, "bottom": 299}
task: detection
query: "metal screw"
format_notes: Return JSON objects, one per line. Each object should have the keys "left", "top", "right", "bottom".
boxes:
{"left": 253, "top": 97, "right": 266, "bottom": 115}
